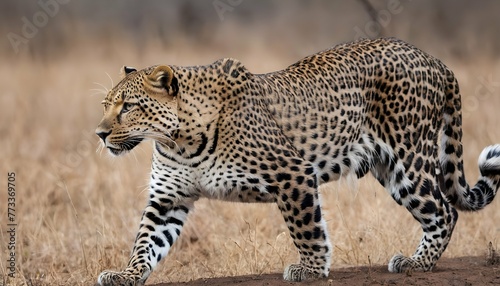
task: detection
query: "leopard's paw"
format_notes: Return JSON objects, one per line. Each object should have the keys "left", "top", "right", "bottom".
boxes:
{"left": 388, "top": 254, "right": 428, "bottom": 273}
{"left": 283, "top": 263, "right": 327, "bottom": 282}
{"left": 97, "top": 270, "right": 144, "bottom": 286}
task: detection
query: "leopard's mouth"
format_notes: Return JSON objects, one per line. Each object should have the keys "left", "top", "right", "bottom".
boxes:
{"left": 108, "top": 146, "right": 125, "bottom": 156}
{"left": 107, "top": 138, "right": 143, "bottom": 156}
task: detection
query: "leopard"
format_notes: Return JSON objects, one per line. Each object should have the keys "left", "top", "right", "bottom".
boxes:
{"left": 95, "top": 37, "right": 500, "bottom": 285}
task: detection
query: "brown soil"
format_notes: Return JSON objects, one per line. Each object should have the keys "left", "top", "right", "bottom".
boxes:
{"left": 152, "top": 256, "right": 500, "bottom": 286}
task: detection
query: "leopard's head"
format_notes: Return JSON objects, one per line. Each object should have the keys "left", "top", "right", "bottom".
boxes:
{"left": 96, "top": 65, "right": 179, "bottom": 156}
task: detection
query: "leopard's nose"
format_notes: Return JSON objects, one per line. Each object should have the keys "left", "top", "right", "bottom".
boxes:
{"left": 96, "top": 130, "right": 111, "bottom": 142}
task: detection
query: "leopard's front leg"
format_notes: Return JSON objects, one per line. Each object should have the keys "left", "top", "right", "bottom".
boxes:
{"left": 274, "top": 160, "right": 332, "bottom": 281}
{"left": 97, "top": 166, "right": 197, "bottom": 286}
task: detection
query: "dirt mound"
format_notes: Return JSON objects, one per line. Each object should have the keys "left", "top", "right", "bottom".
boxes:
{"left": 152, "top": 256, "right": 500, "bottom": 286}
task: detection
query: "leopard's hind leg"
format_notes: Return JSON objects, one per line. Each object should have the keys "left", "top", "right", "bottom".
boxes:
{"left": 387, "top": 173, "right": 458, "bottom": 272}
{"left": 371, "top": 141, "right": 458, "bottom": 273}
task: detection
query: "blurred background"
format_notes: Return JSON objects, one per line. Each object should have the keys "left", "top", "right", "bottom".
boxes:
{"left": 1, "top": 1, "right": 500, "bottom": 285}
{"left": 2, "top": 0, "right": 500, "bottom": 62}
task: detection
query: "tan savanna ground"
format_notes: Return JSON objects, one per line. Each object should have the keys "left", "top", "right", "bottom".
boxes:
{"left": 1, "top": 1, "right": 500, "bottom": 285}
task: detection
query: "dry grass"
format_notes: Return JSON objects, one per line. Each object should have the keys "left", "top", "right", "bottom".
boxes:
{"left": 1, "top": 37, "right": 500, "bottom": 286}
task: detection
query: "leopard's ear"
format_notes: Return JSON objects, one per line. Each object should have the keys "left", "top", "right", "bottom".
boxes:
{"left": 120, "top": 66, "right": 137, "bottom": 78}
{"left": 146, "top": 65, "right": 179, "bottom": 97}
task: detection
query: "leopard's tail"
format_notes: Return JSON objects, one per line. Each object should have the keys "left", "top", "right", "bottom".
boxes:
{"left": 439, "top": 68, "right": 500, "bottom": 211}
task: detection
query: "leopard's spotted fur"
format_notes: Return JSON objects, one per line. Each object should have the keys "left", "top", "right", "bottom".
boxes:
{"left": 95, "top": 38, "right": 500, "bottom": 285}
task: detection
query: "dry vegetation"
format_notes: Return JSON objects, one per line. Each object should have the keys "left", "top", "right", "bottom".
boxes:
{"left": 1, "top": 1, "right": 500, "bottom": 286}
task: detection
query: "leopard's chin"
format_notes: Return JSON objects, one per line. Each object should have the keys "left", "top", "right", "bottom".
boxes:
{"left": 107, "top": 138, "right": 143, "bottom": 156}
{"left": 107, "top": 146, "right": 127, "bottom": 156}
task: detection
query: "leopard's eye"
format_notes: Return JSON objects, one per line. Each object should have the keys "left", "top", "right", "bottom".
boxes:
{"left": 121, "top": 102, "right": 135, "bottom": 113}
